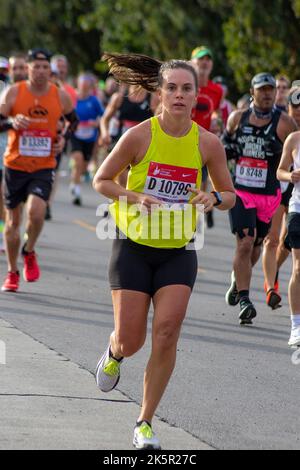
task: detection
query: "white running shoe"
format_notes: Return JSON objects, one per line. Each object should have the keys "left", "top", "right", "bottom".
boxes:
{"left": 225, "top": 271, "right": 240, "bottom": 306}
{"left": 288, "top": 327, "right": 300, "bottom": 348}
{"left": 95, "top": 345, "right": 123, "bottom": 392}
{"left": 133, "top": 421, "right": 161, "bottom": 450}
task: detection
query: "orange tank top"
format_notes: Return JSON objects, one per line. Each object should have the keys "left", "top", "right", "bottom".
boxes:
{"left": 4, "top": 81, "right": 63, "bottom": 173}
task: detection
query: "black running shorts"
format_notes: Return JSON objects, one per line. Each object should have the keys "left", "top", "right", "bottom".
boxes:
{"left": 287, "top": 212, "right": 300, "bottom": 249}
{"left": 109, "top": 236, "right": 198, "bottom": 296}
{"left": 4, "top": 167, "right": 55, "bottom": 209}
{"left": 229, "top": 195, "right": 271, "bottom": 241}
{"left": 70, "top": 136, "right": 95, "bottom": 162}
{"left": 281, "top": 183, "right": 294, "bottom": 208}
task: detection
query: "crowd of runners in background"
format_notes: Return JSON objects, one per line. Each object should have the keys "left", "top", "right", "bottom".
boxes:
{"left": 0, "top": 44, "right": 300, "bottom": 448}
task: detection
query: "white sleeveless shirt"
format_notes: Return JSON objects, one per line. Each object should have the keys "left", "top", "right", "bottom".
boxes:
{"left": 289, "top": 144, "right": 300, "bottom": 213}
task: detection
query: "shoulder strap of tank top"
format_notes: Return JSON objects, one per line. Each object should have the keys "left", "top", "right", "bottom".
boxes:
{"left": 270, "top": 108, "right": 282, "bottom": 133}
{"left": 194, "top": 123, "right": 202, "bottom": 167}
{"left": 239, "top": 108, "right": 252, "bottom": 127}
{"left": 150, "top": 116, "right": 158, "bottom": 136}
{"left": 193, "top": 121, "right": 199, "bottom": 143}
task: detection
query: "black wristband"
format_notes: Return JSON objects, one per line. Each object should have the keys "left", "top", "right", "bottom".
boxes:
{"left": 62, "top": 110, "right": 79, "bottom": 141}
{"left": 211, "top": 191, "right": 222, "bottom": 207}
{"left": 0, "top": 114, "right": 13, "bottom": 132}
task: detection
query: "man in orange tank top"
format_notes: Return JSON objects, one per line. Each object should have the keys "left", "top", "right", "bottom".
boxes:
{"left": 0, "top": 48, "right": 79, "bottom": 293}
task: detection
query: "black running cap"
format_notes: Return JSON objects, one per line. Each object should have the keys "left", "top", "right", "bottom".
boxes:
{"left": 251, "top": 73, "right": 276, "bottom": 89}
{"left": 27, "top": 48, "right": 52, "bottom": 63}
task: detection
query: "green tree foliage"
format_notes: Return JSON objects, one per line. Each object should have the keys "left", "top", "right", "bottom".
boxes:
{"left": 2, "top": 0, "right": 300, "bottom": 97}
{"left": 0, "top": 0, "right": 101, "bottom": 74}
{"left": 81, "top": 0, "right": 229, "bottom": 76}
{"left": 223, "top": 0, "right": 300, "bottom": 92}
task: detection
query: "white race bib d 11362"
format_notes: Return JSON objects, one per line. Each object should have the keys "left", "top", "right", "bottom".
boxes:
{"left": 19, "top": 129, "right": 52, "bottom": 157}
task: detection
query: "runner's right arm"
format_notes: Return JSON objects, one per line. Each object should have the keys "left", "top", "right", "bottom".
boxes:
{"left": 221, "top": 110, "right": 243, "bottom": 160}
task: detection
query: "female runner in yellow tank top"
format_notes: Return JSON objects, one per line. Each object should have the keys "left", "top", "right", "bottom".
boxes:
{"left": 93, "top": 53, "right": 235, "bottom": 450}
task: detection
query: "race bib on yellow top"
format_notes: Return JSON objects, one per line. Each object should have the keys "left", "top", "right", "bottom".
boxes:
{"left": 19, "top": 129, "right": 52, "bottom": 157}
{"left": 144, "top": 161, "right": 198, "bottom": 208}
{"left": 236, "top": 157, "right": 268, "bottom": 189}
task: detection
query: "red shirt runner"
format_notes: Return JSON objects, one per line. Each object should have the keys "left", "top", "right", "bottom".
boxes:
{"left": 192, "top": 81, "right": 223, "bottom": 130}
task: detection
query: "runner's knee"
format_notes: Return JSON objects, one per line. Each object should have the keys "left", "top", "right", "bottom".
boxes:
{"left": 237, "top": 233, "right": 255, "bottom": 255}
{"left": 26, "top": 206, "right": 45, "bottom": 225}
{"left": 264, "top": 234, "right": 279, "bottom": 249}
{"left": 153, "top": 321, "right": 180, "bottom": 351}
{"left": 5, "top": 217, "right": 20, "bottom": 231}
{"left": 115, "top": 331, "right": 146, "bottom": 358}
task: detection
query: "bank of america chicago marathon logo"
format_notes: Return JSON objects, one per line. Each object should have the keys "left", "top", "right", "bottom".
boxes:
{"left": 95, "top": 198, "right": 205, "bottom": 251}
{"left": 0, "top": 340, "right": 6, "bottom": 365}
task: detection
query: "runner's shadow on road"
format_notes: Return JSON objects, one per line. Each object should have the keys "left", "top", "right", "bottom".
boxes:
{"left": 179, "top": 330, "right": 291, "bottom": 356}
{"left": 3, "top": 293, "right": 112, "bottom": 316}
{"left": 183, "top": 318, "right": 289, "bottom": 339}
{"left": 25, "top": 292, "right": 112, "bottom": 309}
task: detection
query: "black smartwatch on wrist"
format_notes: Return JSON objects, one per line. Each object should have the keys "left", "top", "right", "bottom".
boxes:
{"left": 211, "top": 191, "right": 222, "bottom": 207}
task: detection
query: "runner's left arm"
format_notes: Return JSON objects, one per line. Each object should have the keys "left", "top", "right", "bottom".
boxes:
{"left": 277, "top": 113, "right": 298, "bottom": 142}
{"left": 52, "top": 89, "right": 79, "bottom": 155}
{"left": 191, "top": 131, "right": 236, "bottom": 211}
{"left": 59, "top": 88, "right": 79, "bottom": 140}
{"left": 277, "top": 132, "right": 300, "bottom": 184}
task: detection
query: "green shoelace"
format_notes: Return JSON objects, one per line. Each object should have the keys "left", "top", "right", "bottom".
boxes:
{"left": 139, "top": 422, "right": 153, "bottom": 439}
{"left": 103, "top": 358, "right": 120, "bottom": 377}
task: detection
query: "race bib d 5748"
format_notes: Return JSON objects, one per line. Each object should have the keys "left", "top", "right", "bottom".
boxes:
{"left": 236, "top": 157, "right": 268, "bottom": 188}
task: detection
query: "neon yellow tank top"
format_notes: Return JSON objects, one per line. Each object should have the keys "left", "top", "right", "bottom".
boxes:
{"left": 110, "top": 116, "right": 202, "bottom": 248}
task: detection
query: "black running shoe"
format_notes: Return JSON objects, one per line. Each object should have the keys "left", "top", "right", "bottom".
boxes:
{"left": 266, "top": 289, "right": 282, "bottom": 310}
{"left": 45, "top": 204, "right": 52, "bottom": 221}
{"left": 73, "top": 196, "right": 82, "bottom": 206}
{"left": 225, "top": 271, "right": 240, "bottom": 306}
{"left": 239, "top": 298, "right": 257, "bottom": 325}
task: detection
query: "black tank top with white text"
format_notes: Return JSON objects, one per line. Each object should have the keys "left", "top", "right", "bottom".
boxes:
{"left": 234, "top": 108, "right": 283, "bottom": 195}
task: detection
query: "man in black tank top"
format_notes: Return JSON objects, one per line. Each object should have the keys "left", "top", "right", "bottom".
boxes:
{"left": 222, "top": 73, "right": 297, "bottom": 325}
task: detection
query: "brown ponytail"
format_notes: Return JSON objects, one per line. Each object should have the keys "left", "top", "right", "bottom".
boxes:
{"left": 102, "top": 53, "right": 162, "bottom": 92}
{"left": 102, "top": 52, "right": 198, "bottom": 92}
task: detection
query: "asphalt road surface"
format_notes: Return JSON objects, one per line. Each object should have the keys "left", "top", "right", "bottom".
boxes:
{"left": 0, "top": 164, "right": 299, "bottom": 450}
